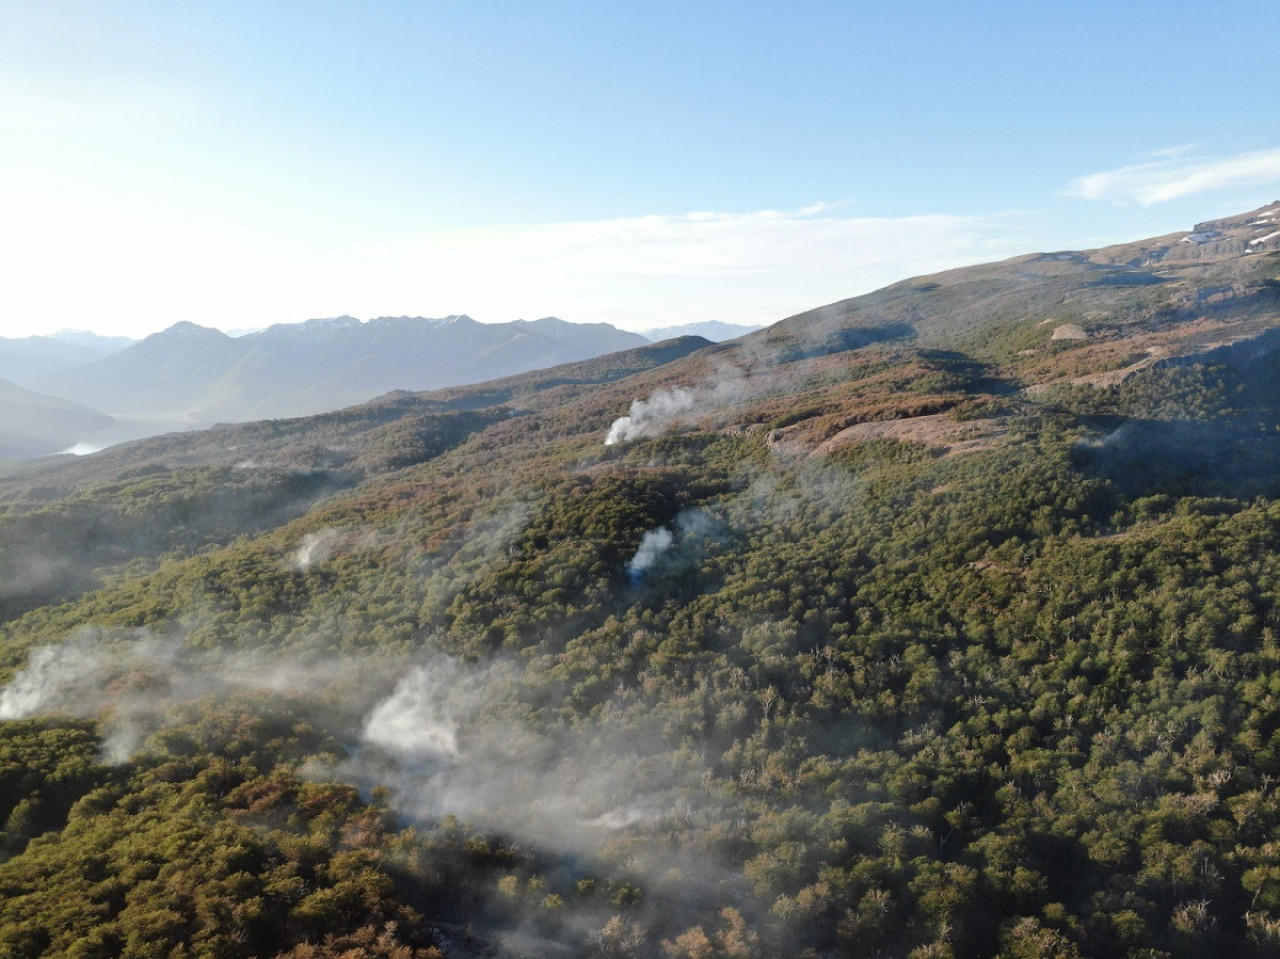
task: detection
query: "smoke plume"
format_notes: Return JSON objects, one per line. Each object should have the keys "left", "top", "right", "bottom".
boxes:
{"left": 330, "top": 652, "right": 726, "bottom": 864}
{"left": 605, "top": 388, "right": 699, "bottom": 445}
{"left": 0, "top": 629, "right": 758, "bottom": 955}
{"left": 0, "top": 628, "right": 360, "bottom": 763}
{"left": 294, "top": 528, "right": 341, "bottom": 570}
{"left": 604, "top": 367, "right": 750, "bottom": 445}
{"left": 625, "top": 509, "right": 721, "bottom": 583}
{"left": 0, "top": 631, "right": 718, "bottom": 860}
{"left": 361, "top": 659, "right": 477, "bottom": 760}
{"left": 626, "top": 527, "right": 674, "bottom": 580}
{"left": 0, "top": 631, "right": 107, "bottom": 720}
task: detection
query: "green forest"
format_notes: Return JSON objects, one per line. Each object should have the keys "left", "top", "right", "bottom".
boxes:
{"left": 3, "top": 234, "right": 1280, "bottom": 957}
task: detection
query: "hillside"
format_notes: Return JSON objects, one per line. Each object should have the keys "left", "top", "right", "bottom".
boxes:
{"left": 1, "top": 206, "right": 1279, "bottom": 958}
{"left": 763, "top": 201, "right": 1280, "bottom": 363}
{"left": 0, "top": 380, "right": 114, "bottom": 459}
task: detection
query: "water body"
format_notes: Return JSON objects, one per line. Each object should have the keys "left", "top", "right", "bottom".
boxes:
{"left": 58, "top": 442, "right": 106, "bottom": 456}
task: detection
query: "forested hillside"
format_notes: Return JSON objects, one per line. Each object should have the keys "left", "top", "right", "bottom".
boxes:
{"left": 2, "top": 207, "right": 1280, "bottom": 958}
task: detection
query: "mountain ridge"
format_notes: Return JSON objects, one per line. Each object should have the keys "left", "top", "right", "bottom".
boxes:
{"left": 20, "top": 314, "right": 651, "bottom": 437}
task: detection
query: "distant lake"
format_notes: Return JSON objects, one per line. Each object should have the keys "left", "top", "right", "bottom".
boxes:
{"left": 59, "top": 442, "right": 105, "bottom": 456}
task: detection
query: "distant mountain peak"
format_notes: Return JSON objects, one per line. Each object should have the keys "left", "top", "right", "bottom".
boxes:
{"left": 252, "top": 316, "right": 363, "bottom": 338}
{"left": 518, "top": 316, "right": 568, "bottom": 327}
{"left": 303, "top": 315, "right": 361, "bottom": 329}
{"left": 363, "top": 315, "right": 479, "bottom": 329}
{"left": 432, "top": 314, "right": 478, "bottom": 328}
{"left": 159, "top": 321, "right": 226, "bottom": 337}
{"left": 641, "top": 321, "right": 764, "bottom": 343}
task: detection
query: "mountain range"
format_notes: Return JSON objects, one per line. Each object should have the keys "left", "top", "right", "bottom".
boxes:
{"left": 0, "top": 203, "right": 1279, "bottom": 958}
{"left": 0, "top": 330, "right": 134, "bottom": 384}
{"left": 22, "top": 315, "right": 648, "bottom": 424}
{"left": 2, "top": 318, "right": 762, "bottom": 457}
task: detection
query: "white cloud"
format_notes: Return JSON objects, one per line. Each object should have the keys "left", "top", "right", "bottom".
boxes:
{"left": 0, "top": 200, "right": 1027, "bottom": 338}
{"left": 1144, "top": 144, "right": 1198, "bottom": 160}
{"left": 1067, "top": 147, "right": 1280, "bottom": 205}
{"left": 408, "top": 208, "right": 1008, "bottom": 279}
{"left": 358, "top": 207, "right": 1024, "bottom": 331}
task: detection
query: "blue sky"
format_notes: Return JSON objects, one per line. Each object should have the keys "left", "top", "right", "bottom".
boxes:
{"left": 3, "top": 1, "right": 1279, "bottom": 338}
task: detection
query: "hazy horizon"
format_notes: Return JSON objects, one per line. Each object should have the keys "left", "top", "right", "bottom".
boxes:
{"left": 6, "top": 314, "right": 766, "bottom": 344}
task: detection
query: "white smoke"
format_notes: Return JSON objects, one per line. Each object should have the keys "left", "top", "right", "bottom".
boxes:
{"left": 625, "top": 509, "right": 722, "bottom": 583}
{"left": 1, "top": 632, "right": 728, "bottom": 887}
{"left": 0, "top": 630, "right": 196, "bottom": 763}
{"left": 294, "top": 528, "right": 341, "bottom": 571}
{"left": 603, "top": 368, "right": 750, "bottom": 446}
{"left": 605, "top": 388, "right": 698, "bottom": 445}
{"left": 337, "top": 654, "right": 722, "bottom": 858}
{"left": 361, "top": 660, "right": 468, "bottom": 760}
{"left": 1, "top": 633, "right": 739, "bottom": 943}
{"left": 0, "top": 629, "right": 364, "bottom": 763}
{"left": 1076, "top": 422, "right": 1136, "bottom": 451}
{"left": 0, "top": 631, "right": 106, "bottom": 719}
{"left": 626, "top": 527, "right": 674, "bottom": 579}
{"left": 99, "top": 704, "right": 156, "bottom": 765}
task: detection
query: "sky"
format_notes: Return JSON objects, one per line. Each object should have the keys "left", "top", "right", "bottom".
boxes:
{"left": 2, "top": 1, "right": 1279, "bottom": 340}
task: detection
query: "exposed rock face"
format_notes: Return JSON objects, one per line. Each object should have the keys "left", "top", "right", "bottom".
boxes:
{"left": 1050, "top": 323, "right": 1088, "bottom": 341}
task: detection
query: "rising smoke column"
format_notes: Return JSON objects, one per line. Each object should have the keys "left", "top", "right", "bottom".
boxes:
{"left": 294, "top": 528, "right": 341, "bottom": 571}
{"left": 1, "top": 632, "right": 743, "bottom": 950}
{"left": 0, "top": 630, "right": 201, "bottom": 763}
{"left": 0, "top": 628, "right": 367, "bottom": 763}
{"left": 361, "top": 659, "right": 467, "bottom": 760}
{"left": 626, "top": 527, "right": 675, "bottom": 581}
{"left": 602, "top": 365, "right": 753, "bottom": 446}
{"left": 624, "top": 509, "right": 721, "bottom": 583}
{"left": 338, "top": 652, "right": 727, "bottom": 860}
{"left": 605, "top": 388, "right": 698, "bottom": 445}
{"left": 0, "top": 630, "right": 107, "bottom": 720}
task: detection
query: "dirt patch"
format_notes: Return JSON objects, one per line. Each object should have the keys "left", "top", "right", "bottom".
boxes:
{"left": 798, "top": 412, "right": 1011, "bottom": 457}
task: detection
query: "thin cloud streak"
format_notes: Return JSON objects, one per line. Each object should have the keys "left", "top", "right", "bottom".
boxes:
{"left": 408, "top": 208, "right": 1015, "bottom": 278}
{"left": 1067, "top": 147, "right": 1280, "bottom": 205}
